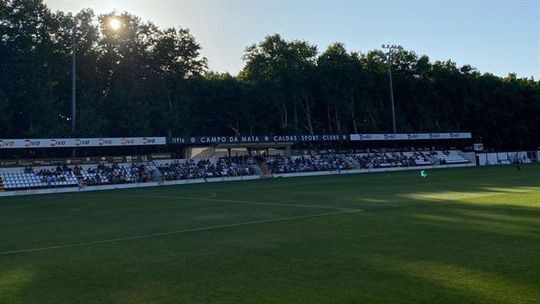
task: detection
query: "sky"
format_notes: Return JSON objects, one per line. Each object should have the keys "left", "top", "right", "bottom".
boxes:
{"left": 44, "top": 0, "right": 540, "bottom": 79}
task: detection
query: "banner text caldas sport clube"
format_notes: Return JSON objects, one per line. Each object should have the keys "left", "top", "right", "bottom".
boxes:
{"left": 170, "top": 132, "right": 472, "bottom": 145}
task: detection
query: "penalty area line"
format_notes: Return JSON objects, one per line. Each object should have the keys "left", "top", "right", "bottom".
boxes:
{"left": 0, "top": 209, "right": 362, "bottom": 256}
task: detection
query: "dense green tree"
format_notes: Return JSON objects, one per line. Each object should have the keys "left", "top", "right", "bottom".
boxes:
{"left": 0, "top": 0, "right": 65, "bottom": 136}
{"left": 0, "top": 0, "right": 539, "bottom": 149}
{"left": 240, "top": 34, "right": 318, "bottom": 133}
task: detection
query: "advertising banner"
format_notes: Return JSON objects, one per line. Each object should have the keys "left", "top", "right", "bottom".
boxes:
{"left": 0, "top": 137, "right": 167, "bottom": 149}
{"left": 349, "top": 132, "right": 471, "bottom": 141}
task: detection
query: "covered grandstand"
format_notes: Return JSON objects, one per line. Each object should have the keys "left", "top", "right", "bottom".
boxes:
{"left": 1, "top": 132, "right": 537, "bottom": 196}
{"left": 0, "top": 132, "right": 493, "bottom": 195}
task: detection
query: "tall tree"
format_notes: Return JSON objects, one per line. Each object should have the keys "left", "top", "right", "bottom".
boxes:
{"left": 240, "top": 34, "right": 318, "bottom": 134}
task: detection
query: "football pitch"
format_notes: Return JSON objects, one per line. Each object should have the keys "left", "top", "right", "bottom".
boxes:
{"left": 1, "top": 165, "right": 539, "bottom": 303}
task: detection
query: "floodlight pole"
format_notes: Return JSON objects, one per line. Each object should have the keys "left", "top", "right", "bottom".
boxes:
{"left": 382, "top": 44, "right": 400, "bottom": 134}
{"left": 387, "top": 56, "right": 396, "bottom": 134}
{"left": 71, "top": 25, "right": 77, "bottom": 135}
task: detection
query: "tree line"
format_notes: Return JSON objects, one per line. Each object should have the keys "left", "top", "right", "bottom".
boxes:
{"left": 1, "top": 0, "right": 539, "bottom": 149}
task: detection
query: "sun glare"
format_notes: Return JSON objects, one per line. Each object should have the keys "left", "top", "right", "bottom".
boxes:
{"left": 109, "top": 18, "right": 122, "bottom": 31}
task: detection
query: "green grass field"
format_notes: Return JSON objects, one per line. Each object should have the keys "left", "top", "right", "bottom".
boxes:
{"left": 1, "top": 165, "right": 539, "bottom": 304}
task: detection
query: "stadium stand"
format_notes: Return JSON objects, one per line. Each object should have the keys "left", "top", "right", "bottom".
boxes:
{"left": 509, "top": 152, "right": 532, "bottom": 164}
{"left": 260, "top": 151, "right": 440, "bottom": 173}
{"left": 156, "top": 156, "right": 257, "bottom": 180}
{"left": 350, "top": 151, "right": 433, "bottom": 169}
{"left": 477, "top": 151, "right": 533, "bottom": 166}
{"left": 0, "top": 169, "right": 78, "bottom": 191}
{"left": 0, "top": 151, "right": 472, "bottom": 193}
{"left": 261, "top": 154, "right": 353, "bottom": 174}
{"left": 0, "top": 163, "right": 154, "bottom": 190}
{"left": 431, "top": 150, "right": 470, "bottom": 164}
{"left": 78, "top": 163, "right": 152, "bottom": 186}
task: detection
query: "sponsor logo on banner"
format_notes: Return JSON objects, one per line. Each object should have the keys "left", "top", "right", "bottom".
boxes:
{"left": 80, "top": 139, "right": 92, "bottom": 146}
{"left": 142, "top": 137, "right": 156, "bottom": 145}
{"left": 407, "top": 134, "right": 418, "bottom": 139}
{"left": 122, "top": 138, "right": 135, "bottom": 145}
{"left": 50, "top": 139, "right": 67, "bottom": 147}
{"left": 0, "top": 140, "right": 15, "bottom": 147}
{"left": 24, "top": 139, "right": 41, "bottom": 147}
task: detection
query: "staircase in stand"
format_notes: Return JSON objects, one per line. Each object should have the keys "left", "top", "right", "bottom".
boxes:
{"left": 0, "top": 177, "right": 4, "bottom": 192}
{"left": 145, "top": 161, "right": 162, "bottom": 181}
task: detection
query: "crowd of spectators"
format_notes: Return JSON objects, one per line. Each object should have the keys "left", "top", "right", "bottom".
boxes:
{"left": 260, "top": 151, "right": 435, "bottom": 173}
{"left": 36, "top": 165, "right": 73, "bottom": 184}
{"left": 158, "top": 156, "right": 256, "bottom": 181}
{"left": 352, "top": 151, "right": 433, "bottom": 169}
{"left": 14, "top": 151, "right": 440, "bottom": 189}
{"left": 80, "top": 163, "right": 151, "bottom": 186}
{"left": 262, "top": 154, "right": 352, "bottom": 174}
{"left": 16, "top": 163, "right": 153, "bottom": 188}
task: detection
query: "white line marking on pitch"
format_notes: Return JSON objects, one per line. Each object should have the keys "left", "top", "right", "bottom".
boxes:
{"left": 0, "top": 210, "right": 362, "bottom": 256}
{"left": 201, "top": 192, "right": 217, "bottom": 199}
{"left": 115, "top": 193, "right": 361, "bottom": 212}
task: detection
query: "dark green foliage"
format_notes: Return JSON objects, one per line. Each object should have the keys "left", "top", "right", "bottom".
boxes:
{"left": 1, "top": 164, "right": 539, "bottom": 303}
{"left": 0, "top": 1, "right": 539, "bottom": 148}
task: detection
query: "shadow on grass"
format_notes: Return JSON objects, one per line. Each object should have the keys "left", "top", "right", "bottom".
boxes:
{"left": 1, "top": 164, "right": 539, "bottom": 303}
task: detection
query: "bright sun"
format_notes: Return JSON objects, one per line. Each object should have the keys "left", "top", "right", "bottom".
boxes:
{"left": 109, "top": 18, "right": 122, "bottom": 31}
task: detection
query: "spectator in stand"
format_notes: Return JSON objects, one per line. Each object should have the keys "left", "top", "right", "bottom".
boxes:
{"left": 262, "top": 154, "right": 352, "bottom": 174}
{"left": 157, "top": 157, "right": 256, "bottom": 181}
{"left": 76, "top": 162, "right": 150, "bottom": 185}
